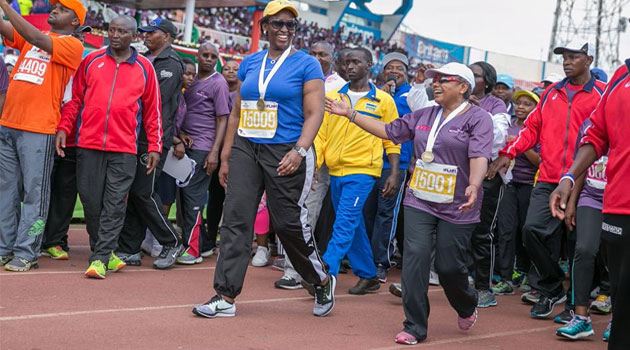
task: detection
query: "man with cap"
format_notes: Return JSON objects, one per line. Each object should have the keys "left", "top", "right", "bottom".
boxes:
{"left": 40, "top": 24, "right": 94, "bottom": 261}
{"left": 364, "top": 51, "right": 414, "bottom": 283}
{"left": 116, "top": 17, "right": 185, "bottom": 270}
{"left": 493, "top": 74, "right": 515, "bottom": 115}
{"left": 0, "top": 0, "right": 84, "bottom": 271}
{"left": 488, "top": 42, "right": 606, "bottom": 319}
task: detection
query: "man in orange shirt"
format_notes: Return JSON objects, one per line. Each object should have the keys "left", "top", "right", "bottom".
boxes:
{"left": 0, "top": 0, "right": 84, "bottom": 272}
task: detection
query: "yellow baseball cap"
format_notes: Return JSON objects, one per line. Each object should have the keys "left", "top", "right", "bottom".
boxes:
{"left": 263, "top": 0, "right": 299, "bottom": 18}
{"left": 513, "top": 90, "right": 540, "bottom": 104}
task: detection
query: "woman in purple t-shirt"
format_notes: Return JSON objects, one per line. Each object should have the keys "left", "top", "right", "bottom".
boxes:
{"left": 326, "top": 62, "right": 493, "bottom": 345}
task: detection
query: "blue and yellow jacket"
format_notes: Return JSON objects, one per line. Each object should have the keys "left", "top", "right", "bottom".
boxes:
{"left": 315, "top": 82, "right": 400, "bottom": 178}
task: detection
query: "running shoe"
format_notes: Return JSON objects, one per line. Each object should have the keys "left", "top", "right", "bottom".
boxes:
{"left": 0, "top": 254, "right": 14, "bottom": 266}
{"left": 313, "top": 275, "right": 336, "bottom": 317}
{"left": 492, "top": 281, "right": 515, "bottom": 295}
{"left": 251, "top": 246, "right": 271, "bottom": 267}
{"left": 348, "top": 277, "right": 380, "bottom": 295}
{"left": 301, "top": 280, "right": 316, "bottom": 297}
{"left": 85, "top": 260, "right": 106, "bottom": 279}
{"left": 518, "top": 275, "right": 532, "bottom": 293}
{"left": 458, "top": 309, "right": 478, "bottom": 331}
{"left": 556, "top": 312, "right": 594, "bottom": 340}
{"left": 108, "top": 252, "right": 127, "bottom": 271}
{"left": 192, "top": 295, "right": 236, "bottom": 318}
{"left": 429, "top": 271, "right": 440, "bottom": 286}
{"left": 274, "top": 275, "right": 303, "bottom": 290}
{"left": 554, "top": 309, "right": 573, "bottom": 324}
{"left": 530, "top": 293, "right": 567, "bottom": 318}
{"left": 395, "top": 330, "right": 419, "bottom": 345}
{"left": 590, "top": 294, "right": 612, "bottom": 314}
{"left": 200, "top": 248, "right": 215, "bottom": 258}
{"left": 602, "top": 320, "right": 611, "bottom": 342}
{"left": 115, "top": 252, "right": 141, "bottom": 266}
{"left": 389, "top": 283, "right": 402, "bottom": 298}
{"left": 153, "top": 244, "right": 184, "bottom": 270}
{"left": 376, "top": 264, "right": 388, "bottom": 283}
{"left": 271, "top": 257, "right": 285, "bottom": 271}
{"left": 477, "top": 289, "right": 497, "bottom": 308}
{"left": 4, "top": 257, "right": 38, "bottom": 272}
{"left": 521, "top": 290, "right": 540, "bottom": 304}
{"left": 41, "top": 246, "right": 69, "bottom": 260}
{"left": 512, "top": 270, "right": 525, "bottom": 286}
{"left": 176, "top": 252, "right": 203, "bottom": 265}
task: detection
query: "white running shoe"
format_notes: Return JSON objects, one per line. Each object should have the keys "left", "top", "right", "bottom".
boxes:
{"left": 192, "top": 295, "right": 236, "bottom": 318}
{"left": 251, "top": 246, "right": 271, "bottom": 267}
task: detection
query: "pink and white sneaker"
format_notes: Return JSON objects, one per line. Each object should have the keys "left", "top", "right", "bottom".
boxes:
{"left": 395, "top": 330, "right": 419, "bottom": 345}
{"left": 458, "top": 309, "right": 478, "bottom": 330}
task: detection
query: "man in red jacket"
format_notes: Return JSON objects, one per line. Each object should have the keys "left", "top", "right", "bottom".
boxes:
{"left": 550, "top": 59, "right": 630, "bottom": 350}
{"left": 488, "top": 42, "right": 605, "bottom": 318}
{"left": 55, "top": 15, "right": 162, "bottom": 279}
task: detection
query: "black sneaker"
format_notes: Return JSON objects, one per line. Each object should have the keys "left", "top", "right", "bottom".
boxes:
{"left": 153, "top": 243, "right": 184, "bottom": 270}
{"left": 116, "top": 252, "right": 141, "bottom": 266}
{"left": 348, "top": 277, "right": 380, "bottom": 295}
{"left": 389, "top": 283, "right": 402, "bottom": 298}
{"left": 313, "top": 275, "right": 336, "bottom": 317}
{"left": 274, "top": 276, "right": 303, "bottom": 290}
{"left": 530, "top": 293, "right": 567, "bottom": 318}
{"left": 553, "top": 309, "right": 573, "bottom": 324}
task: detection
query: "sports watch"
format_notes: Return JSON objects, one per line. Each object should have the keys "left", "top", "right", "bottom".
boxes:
{"left": 293, "top": 146, "right": 307, "bottom": 157}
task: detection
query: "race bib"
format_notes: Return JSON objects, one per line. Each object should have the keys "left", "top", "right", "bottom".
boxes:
{"left": 586, "top": 156, "right": 607, "bottom": 190}
{"left": 409, "top": 159, "right": 458, "bottom": 203}
{"left": 13, "top": 46, "right": 51, "bottom": 85}
{"left": 238, "top": 100, "right": 278, "bottom": 139}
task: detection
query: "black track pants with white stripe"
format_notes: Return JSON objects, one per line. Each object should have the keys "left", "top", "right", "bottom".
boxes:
{"left": 214, "top": 136, "right": 327, "bottom": 298}
{"left": 471, "top": 175, "right": 504, "bottom": 291}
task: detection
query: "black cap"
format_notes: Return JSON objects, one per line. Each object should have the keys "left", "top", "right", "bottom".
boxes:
{"left": 76, "top": 25, "right": 92, "bottom": 33}
{"left": 139, "top": 18, "right": 177, "bottom": 38}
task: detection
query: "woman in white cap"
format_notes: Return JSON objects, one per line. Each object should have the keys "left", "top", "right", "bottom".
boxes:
{"left": 326, "top": 62, "right": 494, "bottom": 344}
{"left": 192, "top": 0, "right": 333, "bottom": 319}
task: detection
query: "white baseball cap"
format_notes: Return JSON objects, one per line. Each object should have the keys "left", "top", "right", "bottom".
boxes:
{"left": 4, "top": 54, "right": 17, "bottom": 66}
{"left": 553, "top": 41, "right": 595, "bottom": 57}
{"left": 425, "top": 62, "right": 475, "bottom": 91}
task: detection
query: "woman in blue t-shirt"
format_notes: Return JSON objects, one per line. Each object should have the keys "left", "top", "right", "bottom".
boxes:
{"left": 192, "top": 0, "right": 334, "bottom": 319}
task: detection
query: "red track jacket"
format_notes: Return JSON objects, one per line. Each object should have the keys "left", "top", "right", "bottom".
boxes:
{"left": 58, "top": 47, "right": 162, "bottom": 154}
{"left": 499, "top": 76, "right": 605, "bottom": 184}
{"left": 581, "top": 60, "right": 630, "bottom": 215}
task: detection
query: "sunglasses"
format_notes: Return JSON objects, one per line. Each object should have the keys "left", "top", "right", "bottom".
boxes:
{"left": 269, "top": 19, "right": 298, "bottom": 31}
{"left": 436, "top": 76, "right": 464, "bottom": 84}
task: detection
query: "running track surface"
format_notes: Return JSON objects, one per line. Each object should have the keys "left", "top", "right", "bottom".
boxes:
{"left": 1, "top": 227, "right": 609, "bottom": 350}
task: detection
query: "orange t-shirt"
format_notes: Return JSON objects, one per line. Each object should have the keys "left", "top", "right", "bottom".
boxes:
{"left": 1, "top": 30, "right": 83, "bottom": 134}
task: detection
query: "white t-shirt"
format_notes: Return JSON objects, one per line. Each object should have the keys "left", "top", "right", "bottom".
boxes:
{"left": 347, "top": 89, "right": 368, "bottom": 109}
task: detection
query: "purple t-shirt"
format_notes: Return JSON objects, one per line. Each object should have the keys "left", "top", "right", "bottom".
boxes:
{"left": 478, "top": 94, "right": 507, "bottom": 115}
{"left": 508, "top": 118, "right": 539, "bottom": 185}
{"left": 181, "top": 72, "right": 231, "bottom": 151}
{"left": 228, "top": 89, "right": 236, "bottom": 112}
{"left": 385, "top": 105, "right": 494, "bottom": 224}
{"left": 577, "top": 118, "right": 606, "bottom": 210}
{"left": 0, "top": 57, "right": 8, "bottom": 94}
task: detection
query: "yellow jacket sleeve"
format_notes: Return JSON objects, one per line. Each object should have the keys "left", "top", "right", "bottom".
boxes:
{"left": 314, "top": 111, "right": 329, "bottom": 169}
{"left": 381, "top": 95, "right": 401, "bottom": 155}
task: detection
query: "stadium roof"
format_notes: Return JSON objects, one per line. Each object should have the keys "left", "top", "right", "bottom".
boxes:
{"left": 99, "top": 0, "right": 262, "bottom": 10}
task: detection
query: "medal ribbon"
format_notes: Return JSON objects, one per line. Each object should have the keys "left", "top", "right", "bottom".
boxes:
{"left": 258, "top": 46, "right": 292, "bottom": 102}
{"left": 425, "top": 102, "right": 469, "bottom": 155}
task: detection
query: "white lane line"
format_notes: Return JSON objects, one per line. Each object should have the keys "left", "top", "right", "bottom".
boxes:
{"left": 0, "top": 266, "right": 215, "bottom": 276}
{"left": 0, "top": 289, "right": 443, "bottom": 322}
{"left": 367, "top": 319, "right": 610, "bottom": 350}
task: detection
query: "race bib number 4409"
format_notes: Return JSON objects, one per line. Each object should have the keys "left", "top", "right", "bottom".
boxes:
{"left": 13, "top": 46, "right": 51, "bottom": 85}
{"left": 409, "top": 160, "right": 458, "bottom": 204}
{"left": 238, "top": 100, "right": 278, "bottom": 139}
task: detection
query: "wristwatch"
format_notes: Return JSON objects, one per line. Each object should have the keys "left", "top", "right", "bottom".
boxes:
{"left": 293, "top": 146, "right": 307, "bottom": 157}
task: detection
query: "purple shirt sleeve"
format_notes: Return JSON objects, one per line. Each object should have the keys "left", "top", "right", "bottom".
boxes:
{"left": 385, "top": 109, "right": 424, "bottom": 144}
{"left": 213, "top": 78, "right": 231, "bottom": 117}
{"left": 175, "top": 92, "right": 186, "bottom": 136}
{"left": 467, "top": 110, "right": 494, "bottom": 159}
{"left": 0, "top": 57, "right": 8, "bottom": 94}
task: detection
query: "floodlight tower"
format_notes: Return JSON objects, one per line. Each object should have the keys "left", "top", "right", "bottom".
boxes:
{"left": 548, "top": 0, "right": 628, "bottom": 70}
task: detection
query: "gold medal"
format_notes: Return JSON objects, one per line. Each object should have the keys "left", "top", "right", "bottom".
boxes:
{"left": 257, "top": 98, "right": 265, "bottom": 111}
{"left": 421, "top": 151, "right": 434, "bottom": 163}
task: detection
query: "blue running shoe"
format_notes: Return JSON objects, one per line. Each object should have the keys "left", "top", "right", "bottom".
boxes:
{"left": 603, "top": 320, "right": 611, "bottom": 342}
{"left": 556, "top": 312, "right": 594, "bottom": 340}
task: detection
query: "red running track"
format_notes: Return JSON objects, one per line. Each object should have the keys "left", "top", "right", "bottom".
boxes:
{"left": 0, "top": 226, "right": 609, "bottom": 350}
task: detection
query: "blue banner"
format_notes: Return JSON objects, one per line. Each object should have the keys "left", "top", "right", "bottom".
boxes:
{"left": 404, "top": 34, "right": 466, "bottom": 64}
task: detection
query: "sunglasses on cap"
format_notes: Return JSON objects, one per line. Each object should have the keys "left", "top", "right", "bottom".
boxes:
{"left": 269, "top": 19, "right": 298, "bottom": 31}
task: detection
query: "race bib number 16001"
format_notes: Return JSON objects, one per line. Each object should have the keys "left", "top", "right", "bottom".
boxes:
{"left": 409, "top": 160, "right": 458, "bottom": 204}
{"left": 13, "top": 46, "right": 51, "bottom": 85}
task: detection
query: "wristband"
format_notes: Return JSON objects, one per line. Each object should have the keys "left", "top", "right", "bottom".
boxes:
{"left": 560, "top": 173, "right": 575, "bottom": 188}
{"left": 349, "top": 110, "right": 358, "bottom": 123}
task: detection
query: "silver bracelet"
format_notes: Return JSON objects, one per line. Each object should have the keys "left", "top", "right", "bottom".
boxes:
{"left": 349, "top": 110, "right": 358, "bottom": 123}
